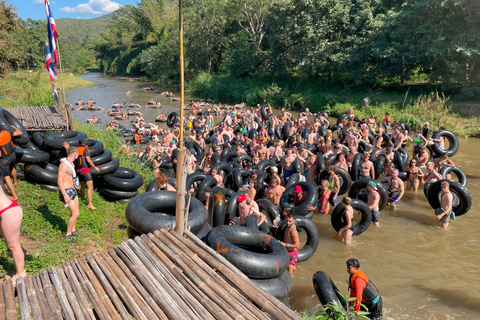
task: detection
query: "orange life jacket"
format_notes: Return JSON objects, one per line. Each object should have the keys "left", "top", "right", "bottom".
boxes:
{"left": 74, "top": 146, "right": 90, "bottom": 169}
{"left": 383, "top": 115, "right": 391, "bottom": 125}
{"left": 348, "top": 270, "right": 379, "bottom": 303}
{"left": 0, "top": 131, "right": 15, "bottom": 157}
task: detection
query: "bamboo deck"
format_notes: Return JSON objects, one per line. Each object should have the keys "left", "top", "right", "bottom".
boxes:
{"left": 5, "top": 106, "right": 67, "bottom": 131}
{"left": 0, "top": 228, "right": 301, "bottom": 320}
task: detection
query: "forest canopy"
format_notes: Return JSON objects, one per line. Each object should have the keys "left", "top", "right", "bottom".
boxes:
{"left": 1, "top": 0, "right": 479, "bottom": 98}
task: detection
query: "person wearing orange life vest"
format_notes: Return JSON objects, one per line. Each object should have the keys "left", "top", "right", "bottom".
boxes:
{"left": 346, "top": 258, "right": 383, "bottom": 320}
{"left": 0, "top": 126, "right": 23, "bottom": 201}
{"left": 382, "top": 112, "right": 391, "bottom": 133}
{"left": 63, "top": 139, "right": 99, "bottom": 210}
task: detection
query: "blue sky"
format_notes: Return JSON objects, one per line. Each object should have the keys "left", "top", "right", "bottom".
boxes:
{"left": 8, "top": 0, "right": 137, "bottom": 20}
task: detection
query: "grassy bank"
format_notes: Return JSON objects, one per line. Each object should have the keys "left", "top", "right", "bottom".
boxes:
{"left": 0, "top": 123, "right": 155, "bottom": 279}
{"left": 188, "top": 73, "right": 480, "bottom": 137}
{"left": 0, "top": 70, "right": 93, "bottom": 108}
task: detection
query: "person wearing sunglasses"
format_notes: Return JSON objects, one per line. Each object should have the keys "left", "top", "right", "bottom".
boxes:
{"left": 407, "top": 159, "right": 424, "bottom": 192}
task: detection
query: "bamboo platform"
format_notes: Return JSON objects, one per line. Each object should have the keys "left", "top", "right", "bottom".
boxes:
{"left": 5, "top": 106, "right": 67, "bottom": 131}
{"left": 0, "top": 228, "right": 301, "bottom": 320}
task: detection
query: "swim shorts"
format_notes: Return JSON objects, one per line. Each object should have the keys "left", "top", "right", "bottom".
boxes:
{"left": 77, "top": 168, "right": 93, "bottom": 182}
{"left": 358, "top": 174, "right": 370, "bottom": 180}
{"left": 0, "top": 153, "right": 16, "bottom": 177}
{"left": 283, "top": 169, "right": 294, "bottom": 182}
{"left": 372, "top": 210, "right": 380, "bottom": 223}
{"left": 329, "top": 193, "right": 337, "bottom": 206}
{"left": 268, "top": 130, "right": 275, "bottom": 137}
{"left": 59, "top": 187, "right": 78, "bottom": 203}
{"left": 288, "top": 248, "right": 298, "bottom": 266}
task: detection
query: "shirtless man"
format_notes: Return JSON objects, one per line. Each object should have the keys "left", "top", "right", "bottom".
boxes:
{"left": 279, "top": 212, "right": 300, "bottom": 275}
{"left": 306, "top": 156, "right": 318, "bottom": 186}
{"left": 279, "top": 109, "right": 292, "bottom": 123}
{"left": 390, "top": 126, "right": 404, "bottom": 151}
{"left": 186, "top": 153, "right": 196, "bottom": 174}
{"left": 257, "top": 143, "right": 270, "bottom": 160}
{"left": 332, "top": 152, "right": 349, "bottom": 172}
{"left": 210, "top": 167, "right": 223, "bottom": 184}
{"left": 366, "top": 181, "right": 381, "bottom": 227}
{"left": 234, "top": 194, "right": 266, "bottom": 226}
{"left": 281, "top": 149, "right": 297, "bottom": 183}
{"left": 267, "top": 116, "right": 277, "bottom": 141}
{"left": 58, "top": 147, "right": 82, "bottom": 243}
{"left": 435, "top": 181, "right": 454, "bottom": 229}
{"left": 244, "top": 189, "right": 259, "bottom": 211}
{"left": 327, "top": 165, "right": 340, "bottom": 206}
{"left": 358, "top": 152, "right": 375, "bottom": 180}
{"left": 296, "top": 146, "right": 314, "bottom": 166}
{"left": 379, "top": 169, "right": 404, "bottom": 210}
{"left": 266, "top": 177, "right": 285, "bottom": 206}
{"left": 424, "top": 162, "right": 442, "bottom": 192}
{"left": 163, "top": 129, "right": 174, "bottom": 145}
{"left": 345, "top": 129, "right": 359, "bottom": 152}
{"left": 416, "top": 146, "right": 429, "bottom": 174}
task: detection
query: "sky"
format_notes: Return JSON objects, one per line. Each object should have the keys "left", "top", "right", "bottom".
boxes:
{"left": 8, "top": 0, "right": 137, "bottom": 20}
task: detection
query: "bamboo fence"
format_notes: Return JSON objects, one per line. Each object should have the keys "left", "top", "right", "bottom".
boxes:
{"left": 5, "top": 106, "right": 68, "bottom": 131}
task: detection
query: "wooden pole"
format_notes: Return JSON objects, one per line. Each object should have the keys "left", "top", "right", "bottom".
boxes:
{"left": 54, "top": 39, "right": 74, "bottom": 130}
{"left": 179, "top": 0, "right": 185, "bottom": 147}
{"left": 175, "top": 149, "right": 187, "bottom": 235}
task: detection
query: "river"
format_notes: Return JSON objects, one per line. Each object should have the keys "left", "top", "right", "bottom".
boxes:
{"left": 66, "top": 73, "right": 480, "bottom": 319}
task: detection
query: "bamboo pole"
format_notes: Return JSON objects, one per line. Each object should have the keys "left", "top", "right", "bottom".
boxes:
{"left": 153, "top": 230, "right": 261, "bottom": 319}
{"left": 85, "top": 256, "right": 131, "bottom": 320}
{"left": 93, "top": 252, "right": 151, "bottom": 320}
{"left": 3, "top": 280, "right": 17, "bottom": 320}
{"left": 182, "top": 229, "right": 301, "bottom": 319}
{"left": 0, "top": 279, "right": 6, "bottom": 320}
{"left": 179, "top": 0, "right": 185, "bottom": 147}
{"left": 39, "top": 269, "right": 63, "bottom": 320}
{"left": 47, "top": 268, "right": 75, "bottom": 320}
{"left": 16, "top": 277, "right": 31, "bottom": 320}
{"left": 56, "top": 266, "right": 86, "bottom": 320}
{"left": 107, "top": 250, "right": 168, "bottom": 320}
{"left": 55, "top": 39, "right": 74, "bottom": 130}
{"left": 63, "top": 262, "right": 96, "bottom": 320}
{"left": 32, "top": 275, "right": 53, "bottom": 320}
{"left": 24, "top": 277, "right": 43, "bottom": 320}
{"left": 114, "top": 243, "right": 189, "bottom": 320}
{"left": 175, "top": 148, "right": 187, "bottom": 235}
{"left": 140, "top": 234, "right": 232, "bottom": 320}
{"left": 126, "top": 239, "right": 207, "bottom": 320}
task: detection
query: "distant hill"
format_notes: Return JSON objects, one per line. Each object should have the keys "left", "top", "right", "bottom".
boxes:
{"left": 56, "top": 12, "right": 116, "bottom": 49}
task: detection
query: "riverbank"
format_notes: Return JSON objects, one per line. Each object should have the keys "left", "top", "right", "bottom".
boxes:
{"left": 188, "top": 72, "right": 480, "bottom": 137}
{"left": 0, "top": 70, "right": 93, "bottom": 108}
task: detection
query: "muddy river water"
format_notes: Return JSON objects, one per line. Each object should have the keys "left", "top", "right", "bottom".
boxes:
{"left": 66, "top": 73, "right": 480, "bottom": 319}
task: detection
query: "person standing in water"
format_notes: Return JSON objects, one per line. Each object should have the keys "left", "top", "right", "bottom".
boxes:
{"left": 338, "top": 197, "right": 354, "bottom": 245}
{"left": 435, "top": 180, "right": 454, "bottom": 229}
{"left": 279, "top": 212, "right": 300, "bottom": 275}
{"left": 346, "top": 258, "right": 383, "bottom": 320}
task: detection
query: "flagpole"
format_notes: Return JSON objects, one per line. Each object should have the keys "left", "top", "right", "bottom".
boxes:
{"left": 175, "top": 0, "right": 186, "bottom": 235}
{"left": 54, "top": 39, "right": 73, "bottom": 130}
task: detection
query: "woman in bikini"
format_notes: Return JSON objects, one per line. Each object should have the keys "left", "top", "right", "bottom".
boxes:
{"left": 407, "top": 159, "right": 423, "bottom": 192}
{"left": 0, "top": 183, "right": 26, "bottom": 285}
{"left": 375, "top": 127, "right": 385, "bottom": 149}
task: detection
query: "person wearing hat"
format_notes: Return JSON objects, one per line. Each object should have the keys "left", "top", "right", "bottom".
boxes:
{"left": 63, "top": 140, "right": 99, "bottom": 211}
{"left": 292, "top": 185, "right": 316, "bottom": 212}
{"left": 232, "top": 194, "right": 265, "bottom": 227}
{"left": 366, "top": 181, "right": 381, "bottom": 227}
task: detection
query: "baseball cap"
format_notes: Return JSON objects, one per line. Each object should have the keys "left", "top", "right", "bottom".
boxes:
{"left": 368, "top": 181, "right": 377, "bottom": 190}
{"left": 294, "top": 185, "right": 302, "bottom": 193}
{"left": 237, "top": 194, "right": 246, "bottom": 202}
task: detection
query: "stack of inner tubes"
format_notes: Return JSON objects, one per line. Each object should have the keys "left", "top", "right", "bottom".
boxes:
{"left": 0, "top": 107, "right": 143, "bottom": 202}
{"left": 206, "top": 225, "right": 291, "bottom": 302}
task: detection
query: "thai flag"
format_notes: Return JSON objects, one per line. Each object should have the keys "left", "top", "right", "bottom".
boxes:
{"left": 46, "top": 39, "right": 57, "bottom": 82}
{"left": 45, "top": 0, "right": 58, "bottom": 64}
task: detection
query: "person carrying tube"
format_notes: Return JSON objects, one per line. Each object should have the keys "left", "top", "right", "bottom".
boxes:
{"left": 0, "top": 125, "right": 23, "bottom": 200}
{"left": 346, "top": 258, "right": 383, "bottom": 319}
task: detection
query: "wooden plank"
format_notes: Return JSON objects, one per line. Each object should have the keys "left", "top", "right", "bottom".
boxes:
{"left": 93, "top": 252, "right": 151, "bottom": 320}
{"left": 38, "top": 269, "right": 63, "bottom": 320}
{"left": 56, "top": 266, "right": 86, "bottom": 320}
{"left": 86, "top": 256, "right": 131, "bottom": 320}
{"left": 63, "top": 262, "right": 96, "bottom": 320}
{"left": 48, "top": 267, "right": 76, "bottom": 320}
{"left": 127, "top": 239, "right": 207, "bottom": 320}
{"left": 24, "top": 277, "right": 43, "bottom": 320}
{"left": 0, "top": 279, "right": 6, "bottom": 320}
{"left": 16, "top": 277, "right": 31, "bottom": 320}
{"left": 3, "top": 280, "right": 17, "bottom": 320}
{"left": 33, "top": 275, "right": 52, "bottom": 320}
{"left": 114, "top": 243, "right": 189, "bottom": 320}
{"left": 70, "top": 259, "right": 111, "bottom": 320}
{"left": 102, "top": 250, "right": 167, "bottom": 319}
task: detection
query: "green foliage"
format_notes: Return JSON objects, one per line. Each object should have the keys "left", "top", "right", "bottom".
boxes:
{"left": 296, "top": 292, "right": 370, "bottom": 320}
